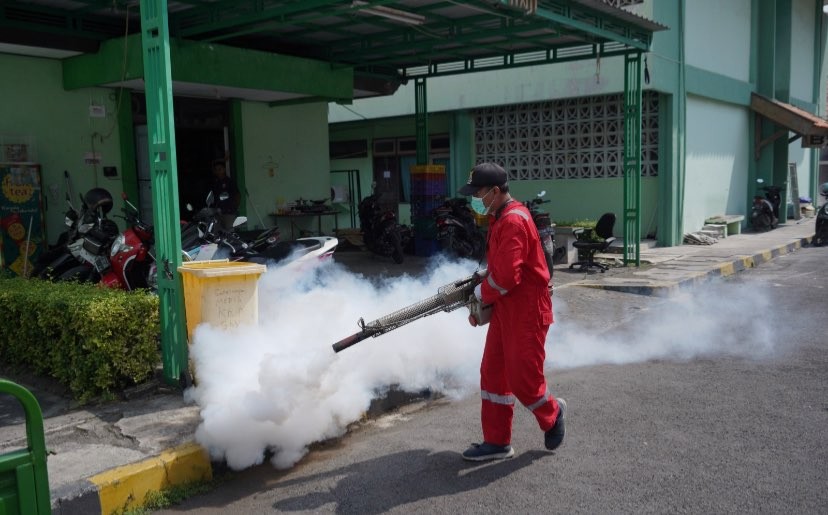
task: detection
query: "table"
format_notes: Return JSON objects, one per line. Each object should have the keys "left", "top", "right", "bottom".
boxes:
{"left": 270, "top": 210, "right": 339, "bottom": 239}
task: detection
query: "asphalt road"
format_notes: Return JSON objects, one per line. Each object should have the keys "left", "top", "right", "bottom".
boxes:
{"left": 154, "top": 246, "right": 826, "bottom": 513}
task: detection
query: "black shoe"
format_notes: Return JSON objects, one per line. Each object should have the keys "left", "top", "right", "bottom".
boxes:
{"left": 462, "top": 442, "right": 515, "bottom": 462}
{"left": 545, "top": 397, "right": 566, "bottom": 451}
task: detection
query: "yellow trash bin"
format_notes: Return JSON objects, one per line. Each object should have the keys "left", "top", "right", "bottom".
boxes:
{"left": 178, "top": 260, "right": 267, "bottom": 341}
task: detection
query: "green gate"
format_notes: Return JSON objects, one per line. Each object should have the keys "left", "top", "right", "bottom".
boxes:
{"left": 0, "top": 380, "right": 51, "bottom": 515}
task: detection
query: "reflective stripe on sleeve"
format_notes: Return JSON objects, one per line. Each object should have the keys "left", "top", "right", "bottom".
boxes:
{"left": 487, "top": 274, "right": 508, "bottom": 296}
{"left": 481, "top": 390, "right": 516, "bottom": 405}
{"left": 526, "top": 392, "right": 551, "bottom": 411}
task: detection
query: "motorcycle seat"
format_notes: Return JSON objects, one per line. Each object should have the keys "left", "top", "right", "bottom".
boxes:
{"left": 263, "top": 239, "right": 322, "bottom": 262}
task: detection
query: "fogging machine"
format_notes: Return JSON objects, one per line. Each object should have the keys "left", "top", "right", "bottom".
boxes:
{"left": 332, "top": 269, "right": 491, "bottom": 353}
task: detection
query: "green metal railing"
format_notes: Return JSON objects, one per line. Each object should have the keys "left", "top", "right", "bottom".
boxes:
{"left": 0, "top": 380, "right": 51, "bottom": 515}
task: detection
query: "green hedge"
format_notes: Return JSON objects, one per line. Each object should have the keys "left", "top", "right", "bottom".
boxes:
{"left": 0, "top": 276, "right": 160, "bottom": 402}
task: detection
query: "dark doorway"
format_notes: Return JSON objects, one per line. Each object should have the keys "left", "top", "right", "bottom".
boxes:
{"left": 132, "top": 94, "right": 231, "bottom": 222}
{"left": 372, "top": 156, "right": 400, "bottom": 217}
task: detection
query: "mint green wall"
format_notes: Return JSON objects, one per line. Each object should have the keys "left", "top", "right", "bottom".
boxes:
{"left": 685, "top": 0, "right": 752, "bottom": 82}
{"left": 329, "top": 57, "right": 627, "bottom": 123}
{"left": 240, "top": 101, "right": 332, "bottom": 233}
{"left": 508, "top": 178, "right": 659, "bottom": 238}
{"left": 790, "top": 0, "right": 816, "bottom": 103}
{"left": 684, "top": 95, "right": 751, "bottom": 232}
{"left": 0, "top": 53, "right": 125, "bottom": 244}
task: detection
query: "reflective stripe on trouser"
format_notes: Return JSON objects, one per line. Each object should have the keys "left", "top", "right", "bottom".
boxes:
{"left": 480, "top": 299, "right": 558, "bottom": 446}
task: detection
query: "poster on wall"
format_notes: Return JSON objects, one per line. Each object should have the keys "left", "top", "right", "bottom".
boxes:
{"left": 0, "top": 163, "right": 46, "bottom": 277}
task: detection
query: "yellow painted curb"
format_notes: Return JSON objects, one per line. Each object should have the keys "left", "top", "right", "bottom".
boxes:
{"left": 718, "top": 262, "right": 735, "bottom": 276}
{"left": 89, "top": 442, "right": 212, "bottom": 514}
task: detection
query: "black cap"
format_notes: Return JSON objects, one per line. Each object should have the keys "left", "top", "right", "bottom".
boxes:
{"left": 458, "top": 162, "right": 508, "bottom": 196}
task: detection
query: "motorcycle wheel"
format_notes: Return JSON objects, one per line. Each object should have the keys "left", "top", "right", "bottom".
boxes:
{"left": 437, "top": 230, "right": 457, "bottom": 257}
{"left": 439, "top": 227, "right": 475, "bottom": 259}
{"left": 390, "top": 231, "right": 404, "bottom": 264}
{"left": 752, "top": 213, "right": 772, "bottom": 232}
{"left": 58, "top": 265, "right": 95, "bottom": 283}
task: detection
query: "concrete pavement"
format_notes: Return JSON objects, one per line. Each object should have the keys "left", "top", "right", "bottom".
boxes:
{"left": 562, "top": 215, "right": 816, "bottom": 296}
{"left": 0, "top": 216, "right": 817, "bottom": 514}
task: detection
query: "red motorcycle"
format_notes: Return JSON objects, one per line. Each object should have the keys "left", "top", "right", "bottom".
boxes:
{"left": 100, "top": 193, "right": 155, "bottom": 291}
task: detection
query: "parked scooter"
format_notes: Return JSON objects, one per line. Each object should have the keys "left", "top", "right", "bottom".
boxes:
{"left": 183, "top": 192, "right": 338, "bottom": 267}
{"left": 751, "top": 178, "right": 781, "bottom": 232}
{"left": 433, "top": 197, "right": 485, "bottom": 260}
{"left": 100, "top": 193, "right": 155, "bottom": 291}
{"left": 358, "top": 192, "right": 405, "bottom": 264}
{"left": 814, "top": 182, "right": 828, "bottom": 247}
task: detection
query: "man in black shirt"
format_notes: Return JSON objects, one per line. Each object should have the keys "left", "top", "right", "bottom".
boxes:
{"left": 210, "top": 159, "right": 240, "bottom": 230}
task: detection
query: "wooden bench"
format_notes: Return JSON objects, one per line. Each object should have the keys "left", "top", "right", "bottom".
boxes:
{"left": 704, "top": 215, "right": 745, "bottom": 237}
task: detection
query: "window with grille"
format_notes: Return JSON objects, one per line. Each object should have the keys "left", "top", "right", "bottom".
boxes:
{"left": 473, "top": 92, "right": 659, "bottom": 181}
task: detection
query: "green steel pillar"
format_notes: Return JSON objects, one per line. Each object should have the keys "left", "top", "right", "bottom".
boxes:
{"left": 623, "top": 52, "right": 643, "bottom": 266}
{"left": 415, "top": 78, "right": 429, "bottom": 165}
{"left": 140, "top": 0, "right": 188, "bottom": 387}
{"left": 772, "top": 0, "right": 792, "bottom": 224}
{"left": 450, "top": 111, "right": 475, "bottom": 196}
{"left": 652, "top": 0, "right": 686, "bottom": 247}
{"left": 812, "top": 0, "right": 828, "bottom": 198}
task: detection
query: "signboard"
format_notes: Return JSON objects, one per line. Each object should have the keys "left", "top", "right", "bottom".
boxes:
{"left": 802, "top": 134, "right": 828, "bottom": 148}
{"left": 0, "top": 163, "right": 46, "bottom": 276}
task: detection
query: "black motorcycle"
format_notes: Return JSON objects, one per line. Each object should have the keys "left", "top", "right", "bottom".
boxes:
{"left": 181, "top": 192, "right": 331, "bottom": 266}
{"left": 358, "top": 193, "right": 405, "bottom": 264}
{"left": 433, "top": 197, "right": 485, "bottom": 260}
{"left": 524, "top": 190, "right": 563, "bottom": 282}
{"left": 814, "top": 182, "right": 828, "bottom": 246}
{"left": 34, "top": 187, "right": 119, "bottom": 282}
{"left": 751, "top": 179, "right": 781, "bottom": 232}
{"left": 750, "top": 179, "right": 782, "bottom": 232}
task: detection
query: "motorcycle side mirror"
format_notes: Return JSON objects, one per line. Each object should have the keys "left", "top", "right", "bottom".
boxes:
{"left": 121, "top": 192, "right": 129, "bottom": 200}
{"left": 537, "top": 190, "right": 546, "bottom": 198}
{"left": 233, "top": 216, "right": 247, "bottom": 228}
{"left": 219, "top": 192, "right": 230, "bottom": 202}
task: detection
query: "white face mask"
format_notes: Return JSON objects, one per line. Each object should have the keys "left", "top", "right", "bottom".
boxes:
{"left": 470, "top": 188, "right": 494, "bottom": 215}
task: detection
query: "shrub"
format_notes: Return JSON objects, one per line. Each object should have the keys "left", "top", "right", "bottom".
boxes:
{"left": 0, "top": 277, "right": 160, "bottom": 402}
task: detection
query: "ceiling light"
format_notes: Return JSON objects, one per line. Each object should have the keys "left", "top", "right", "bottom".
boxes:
{"left": 352, "top": 1, "right": 426, "bottom": 26}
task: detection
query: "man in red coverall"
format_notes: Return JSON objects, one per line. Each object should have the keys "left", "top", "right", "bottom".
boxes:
{"left": 459, "top": 162, "right": 566, "bottom": 461}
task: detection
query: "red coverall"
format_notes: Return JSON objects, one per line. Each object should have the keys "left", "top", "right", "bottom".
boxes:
{"left": 478, "top": 200, "right": 559, "bottom": 446}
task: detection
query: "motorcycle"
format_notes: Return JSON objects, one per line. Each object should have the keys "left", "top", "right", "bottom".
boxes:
{"left": 524, "top": 190, "right": 562, "bottom": 286}
{"left": 358, "top": 192, "right": 406, "bottom": 264}
{"left": 751, "top": 179, "right": 780, "bottom": 232}
{"left": 100, "top": 193, "right": 155, "bottom": 291}
{"left": 814, "top": 182, "right": 828, "bottom": 247}
{"left": 36, "top": 187, "right": 119, "bottom": 282}
{"left": 183, "top": 192, "right": 338, "bottom": 268}
{"left": 750, "top": 179, "right": 782, "bottom": 232}
{"left": 433, "top": 197, "right": 485, "bottom": 260}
